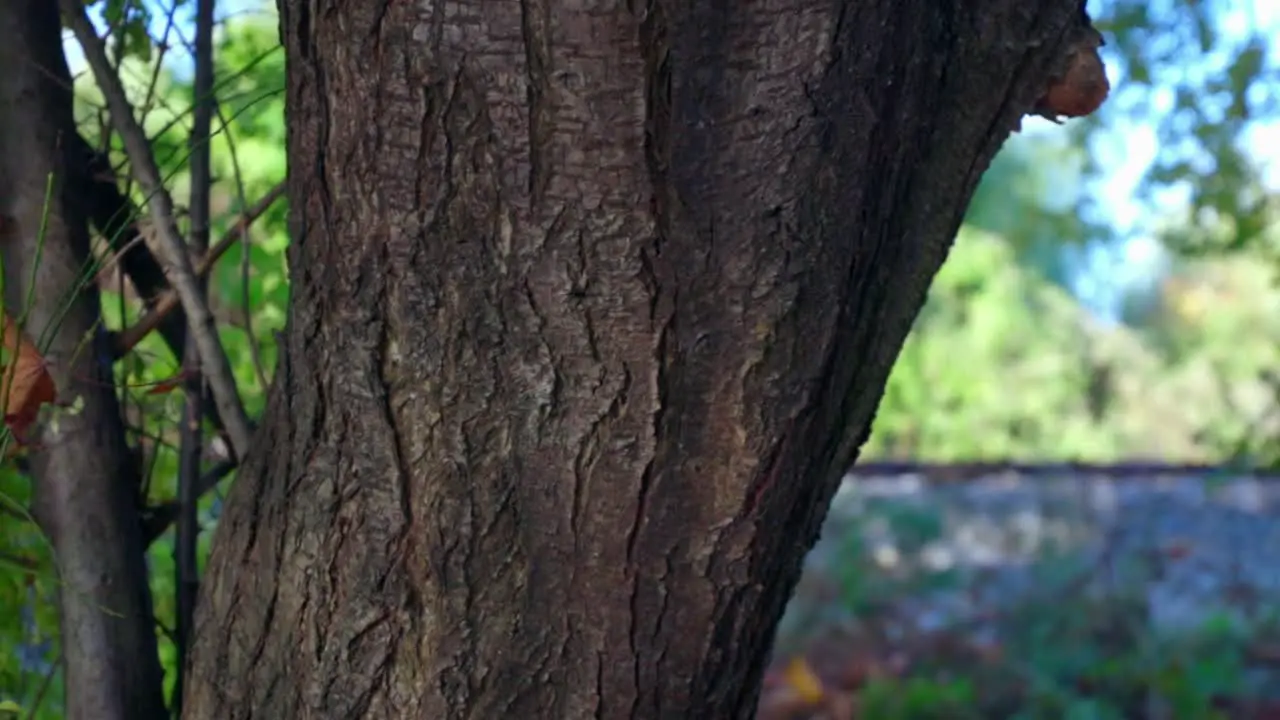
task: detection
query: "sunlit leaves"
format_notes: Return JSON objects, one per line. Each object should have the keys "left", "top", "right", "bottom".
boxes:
{"left": 0, "top": 1, "right": 286, "bottom": 714}
{"left": 864, "top": 228, "right": 1273, "bottom": 462}
{"left": 99, "top": 0, "right": 154, "bottom": 63}
{"left": 1094, "top": 0, "right": 1279, "bottom": 256}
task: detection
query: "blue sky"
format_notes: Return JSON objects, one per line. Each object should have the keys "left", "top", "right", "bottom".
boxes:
{"left": 1062, "top": 0, "right": 1280, "bottom": 316}
{"left": 64, "top": 0, "right": 1280, "bottom": 321}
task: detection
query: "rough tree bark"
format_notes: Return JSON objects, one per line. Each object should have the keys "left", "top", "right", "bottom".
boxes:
{"left": 0, "top": 2, "right": 166, "bottom": 719}
{"left": 187, "top": 0, "right": 1090, "bottom": 717}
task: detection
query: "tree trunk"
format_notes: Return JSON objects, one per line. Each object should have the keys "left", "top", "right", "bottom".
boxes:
{"left": 0, "top": 2, "right": 166, "bottom": 718}
{"left": 186, "top": 0, "right": 1084, "bottom": 717}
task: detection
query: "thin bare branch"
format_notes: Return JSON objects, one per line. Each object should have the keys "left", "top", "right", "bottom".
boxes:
{"left": 60, "top": 0, "right": 254, "bottom": 460}
{"left": 0, "top": 550, "right": 38, "bottom": 571}
{"left": 22, "top": 651, "right": 60, "bottom": 720}
{"left": 75, "top": 130, "right": 244, "bottom": 452}
{"left": 136, "top": 0, "right": 183, "bottom": 151}
{"left": 115, "top": 181, "right": 285, "bottom": 356}
{"left": 214, "top": 101, "right": 272, "bottom": 390}
{"left": 174, "top": 0, "right": 215, "bottom": 709}
{"left": 143, "top": 459, "right": 237, "bottom": 546}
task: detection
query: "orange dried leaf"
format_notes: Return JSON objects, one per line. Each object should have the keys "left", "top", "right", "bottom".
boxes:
{"left": 780, "top": 657, "right": 825, "bottom": 705}
{"left": 1, "top": 312, "right": 57, "bottom": 442}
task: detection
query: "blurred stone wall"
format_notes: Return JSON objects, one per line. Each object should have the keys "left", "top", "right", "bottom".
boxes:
{"left": 781, "top": 466, "right": 1280, "bottom": 648}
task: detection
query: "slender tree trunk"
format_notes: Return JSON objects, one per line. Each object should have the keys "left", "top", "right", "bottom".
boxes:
{"left": 186, "top": 0, "right": 1085, "bottom": 717}
{"left": 0, "top": 2, "right": 166, "bottom": 718}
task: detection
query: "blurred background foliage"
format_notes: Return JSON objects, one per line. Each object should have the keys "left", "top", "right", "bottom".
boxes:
{"left": 869, "top": 0, "right": 1280, "bottom": 465}
{"left": 2, "top": 0, "right": 287, "bottom": 712}
{"left": 1, "top": 0, "right": 1279, "bottom": 715}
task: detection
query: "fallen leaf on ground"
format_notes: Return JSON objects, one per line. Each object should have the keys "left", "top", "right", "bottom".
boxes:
{"left": 781, "top": 657, "right": 825, "bottom": 704}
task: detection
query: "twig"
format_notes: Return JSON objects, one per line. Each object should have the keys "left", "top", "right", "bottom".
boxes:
{"left": 136, "top": 0, "right": 182, "bottom": 152}
{"left": 142, "top": 459, "right": 237, "bottom": 546}
{"left": 0, "top": 550, "right": 39, "bottom": 571}
{"left": 74, "top": 132, "right": 189, "bottom": 350}
{"left": 22, "top": 651, "right": 60, "bottom": 720}
{"left": 173, "top": 0, "right": 215, "bottom": 711}
{"left": 60, "top": 0, "right": 254, "bottom": 461}
{"left": 73, "top": 131, "right": 243, "bottom": 452}
{"left": 216, "top": 101, "right": 272, "bottom": 390}
{"left": 114, "top": 181, "right": 285, "bottom": 356}
{"left": 85, "top": 213, "right": 263, "bottom": 459}
{"left": 179, "top": 0, "right": 211, "bottom": 699}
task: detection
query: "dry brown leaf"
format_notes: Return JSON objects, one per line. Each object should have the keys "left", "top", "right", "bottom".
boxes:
{"left": 0, "top": 312, "right": 56, "bottom": 445}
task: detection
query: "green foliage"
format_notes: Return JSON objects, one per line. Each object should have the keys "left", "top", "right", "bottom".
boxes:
{"left": 860, "top": 677, "right": 982, "bottom": 720}
{"left": 2, "top": 0, "right": 1278, "bottom": 715}
{"left": 99, "top": 0, "right": 158, "bottom": 63}
{"left": 0, "top": 466, "right": 60, "bottom": 717}
{"left": 867, "top": 228, "right": 1107, "bottom": 459}
{"left": 1, "top": 2, "right": 287, "bottom": 716}
{"left": 1086, "top": 0, "right": 1279, "bottom": 256}
{"left": 862, "top": 226, "right": 1278, "bottom": 461}
{"left": 963, "top": 134, "right": 1092, "bottom": 289}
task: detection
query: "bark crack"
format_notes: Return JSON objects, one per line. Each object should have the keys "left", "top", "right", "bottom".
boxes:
{"left": 518, "top": 0, "right": 551, "bottom": 205}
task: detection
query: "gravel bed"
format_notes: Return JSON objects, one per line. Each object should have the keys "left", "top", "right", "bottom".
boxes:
{"left": 782, "top": 470, "right": 1280, "bottom": 642}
